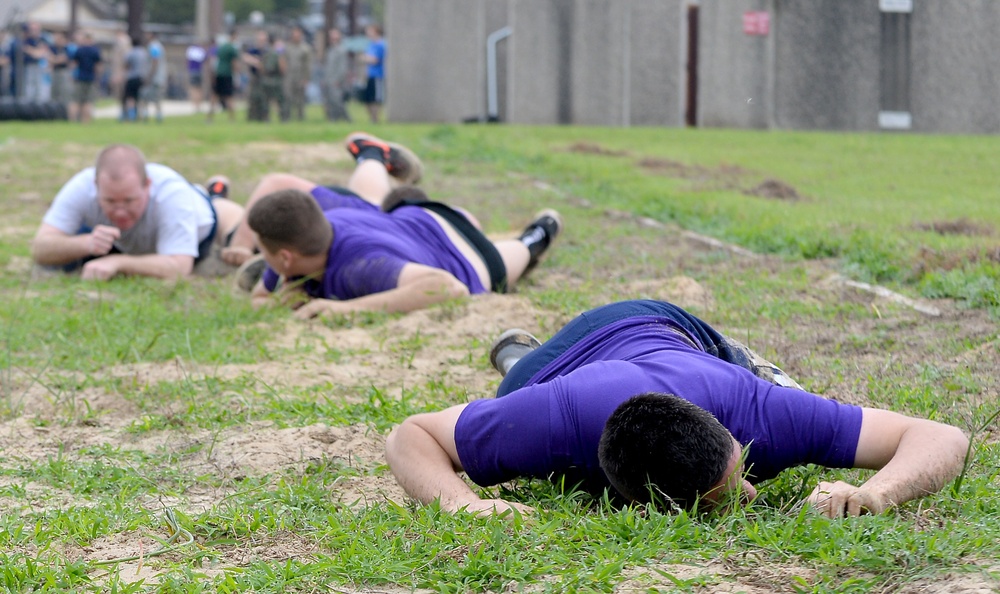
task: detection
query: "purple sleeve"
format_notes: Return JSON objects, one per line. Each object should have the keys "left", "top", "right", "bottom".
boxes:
{"left": 262, "top": 267, "right": 279, "bottom": 292}
{"left": 455, "top": 391, "right": 555, "bottom": 487}
{"left": 745, "top": 385, "right": 862, "bottom": 480}
{"left": 332, "top": 251, "right": 407, "bottom": 298}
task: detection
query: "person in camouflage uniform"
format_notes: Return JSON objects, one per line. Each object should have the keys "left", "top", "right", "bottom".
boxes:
{"left": 243, "top": 30, "right": 286, "bottom": 122}
{"left": 283, "top": 26, "right": 312, "bottom": 121}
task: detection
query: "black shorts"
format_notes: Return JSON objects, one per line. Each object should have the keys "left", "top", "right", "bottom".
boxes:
{"left": 362, "top": 76, "right": 384, "bottom": 104}
{"left": 189, "top": 72, "right": 203, "bottom": 87}
{"left": 213, "top": 74, "right": 233, "bottom": 98}
{"left": 123, "top": 77, "right": 142, "bottom": 101}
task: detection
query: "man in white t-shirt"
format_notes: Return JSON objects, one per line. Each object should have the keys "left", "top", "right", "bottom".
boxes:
{"left": 31, "top": 144, "right": 244, "bottom": 281}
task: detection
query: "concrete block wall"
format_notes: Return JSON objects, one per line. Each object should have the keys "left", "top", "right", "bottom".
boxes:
{"left": 772, "top": 0, "right": 880, "bottom": 131}
{"left": 385, "top": 0, "right": 506, "bottom": 123}
{"left": 696, "top": 0, "right": 772, "bottom": 129}
{"left": 910, "top": 0, "right": 1000, "bottom": 134}
{"left": 387, "top": 0, "right": 686, "bottom": 126}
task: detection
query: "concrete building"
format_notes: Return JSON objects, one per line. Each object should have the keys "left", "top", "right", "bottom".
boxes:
{"left": 698, "top": 0, "right": 1000, "bottom": 133}
{"left": 387, "top": 0, "right": 1000, "bottom": 134}
{"left": 386, "top": 0, "right": 695, "bottom": 127}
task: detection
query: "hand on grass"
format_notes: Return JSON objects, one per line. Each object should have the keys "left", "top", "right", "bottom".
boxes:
{"left": 293, "top": 298, "right": 343, "bottom": 320}
{"left": 81, "top": 256, "right": 120, "bottom": 281}
{"left": 806, "top": 480, "right": 888, "bottom": 518}
{"left": 88, "top": 224, "right": 120, "bottom": 256}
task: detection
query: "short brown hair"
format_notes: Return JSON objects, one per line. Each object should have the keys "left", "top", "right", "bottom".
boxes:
{"left": 95, "top": 144, "right": 148, "bottom": 184}
{"left": 247, "top": 189, "right": 333, "bottom": 255}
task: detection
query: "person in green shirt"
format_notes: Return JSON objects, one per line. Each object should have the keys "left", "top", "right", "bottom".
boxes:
{"left": 209, "top": 33, "right": 239, "bottom": 122}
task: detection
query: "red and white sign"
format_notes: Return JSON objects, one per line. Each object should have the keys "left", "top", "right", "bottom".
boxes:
{"left": 743, "top": 11, "right": 770, "bottom": 36}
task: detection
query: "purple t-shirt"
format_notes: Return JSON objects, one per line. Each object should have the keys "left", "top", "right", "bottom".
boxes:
{"left": 310, "top": 186, "right": 378, "bottom": 213}
{"left": 262, "top": 203, "right": 486, "bottom": 300}
{"left": 455, "top": 316, "right": 863, "bottom": 494}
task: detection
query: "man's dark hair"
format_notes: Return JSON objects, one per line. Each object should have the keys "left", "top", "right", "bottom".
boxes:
{"left": 598, "top": 392, "right": 734, "bottom": 509}
{"left": 247, "top": 189, "right": 333, "bottom": 256}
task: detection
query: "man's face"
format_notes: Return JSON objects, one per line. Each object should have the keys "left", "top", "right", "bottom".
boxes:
{"left": 291, "top": 28, "right": 302, "bottom": 43}
{"left": 96, "top": 171, "right": 150, "bottom": 231}
{"left": 329, "top": 30, "right": 341, "bottom": 45}
{"left": 699, "top": 437, "right": 757, "bottom": 508}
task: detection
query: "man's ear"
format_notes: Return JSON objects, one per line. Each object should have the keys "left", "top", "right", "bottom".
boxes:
{"left": 277, "top": 247, "right": 297, "bottom": 271}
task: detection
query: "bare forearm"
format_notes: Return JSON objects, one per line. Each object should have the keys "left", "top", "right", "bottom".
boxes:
{"left": 32, "top": 234, "right": 93, "bottom": 265}
{"left": 859, "top": 422, "right": 968, "bottom": 507}
{"left": 112, "top": 255, "right": 194, "bottom": 279}
{"left": 339, "top": 275, "right": 468, "bottom": 314}
{"left": 385, "top": 421, "right": 481, "bottom": 511}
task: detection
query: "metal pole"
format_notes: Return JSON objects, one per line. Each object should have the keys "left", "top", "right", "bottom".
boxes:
{"left": 486, "top": 26, "right": 511, "bottom": 121}
{"left": 127, "top": 0, "right": 144, "bottom": 42}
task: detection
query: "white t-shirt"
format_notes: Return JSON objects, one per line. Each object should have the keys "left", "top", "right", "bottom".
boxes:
{"left": 43, "top": 163, "right": 215, "bottom": 258}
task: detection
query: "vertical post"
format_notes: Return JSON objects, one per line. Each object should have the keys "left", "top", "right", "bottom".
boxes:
{"left": 209, "top": 0, "right": 224, "bottom": 38}
{"left": 127, "top": 0, "right": 144, "bottom": 42}
{"left": 69, "top": 0, "right": 79, "bottom": 36}
{"left": 196, "top": 0, "right": 209, "bottom": 42}
{"left": 325, "top": 0, "right": 338, "bottom": 35}
{"left": 348, "top": 0, "right": 359, "bottom": 35}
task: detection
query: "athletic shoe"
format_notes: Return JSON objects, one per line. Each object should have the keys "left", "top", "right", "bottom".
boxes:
{"left": 235, "top": 254, "right": 267, "bottom": 293}
{"left": 519, "top": 209, "right": 563, "bottom": 271}
{"left": 489, "top": 328, "right": 542, "bottom": 377}
{"left": 525, "top": 209, "right": 562, "bottom": 245}
{"left": 345, "top": 132, "right": 423, "bottom": 185}
{"left": 206, "top": 175, "right": 230, "bottom": 199}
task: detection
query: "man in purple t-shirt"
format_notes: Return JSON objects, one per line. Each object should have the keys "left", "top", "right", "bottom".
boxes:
{"left": 386, "top": 300, "right": 968, "bottom": 519}
{"left": 241, "top": 133, "right": 562, "bottom": 318}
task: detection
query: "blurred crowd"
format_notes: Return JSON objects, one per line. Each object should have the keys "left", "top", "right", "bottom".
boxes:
{"left": 0, "top": 19, "right": 382, "bottom": 124}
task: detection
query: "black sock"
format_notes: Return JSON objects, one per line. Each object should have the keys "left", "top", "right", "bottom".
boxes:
{"left": 356, "top": 145, "right": 386, "bottom": 164}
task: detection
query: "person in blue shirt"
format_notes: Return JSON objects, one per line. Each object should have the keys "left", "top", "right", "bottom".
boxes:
{"left": 360, "top": 24, "right": 386, "bottom": 124}
{"left": 70, "top": 31, "right": 102, "bottom": 123}
{"left": 386, "top": 300, "right": 969, "bottom": 519}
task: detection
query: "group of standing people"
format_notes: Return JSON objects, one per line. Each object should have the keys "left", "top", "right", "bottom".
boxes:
{"left": 1, "top": 21, "right": 387, "bottom": 125}
{"left": 1, "top": 22, "right": 103, "bottom": 122}
{"left": 183, "top": 23, "right": 383, "bottom": 124}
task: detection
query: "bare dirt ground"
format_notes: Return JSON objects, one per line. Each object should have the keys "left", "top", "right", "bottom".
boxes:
{"left": 2, "top": 141, "right": 998, "bottom": 592}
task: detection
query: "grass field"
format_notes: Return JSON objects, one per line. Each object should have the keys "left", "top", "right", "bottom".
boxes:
{"left": 0, "top": 108, "right": 998, "bottom": 593}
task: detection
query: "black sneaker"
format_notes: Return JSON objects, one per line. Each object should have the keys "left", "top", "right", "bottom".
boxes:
{"left": 345, "top": 132, "right": 424, "bottom": 185}
{"left": 519, "top": 209, "right": 562, "bottom": 269}
{"left": 489, "top": 328, "right": 542, "bottom": 377}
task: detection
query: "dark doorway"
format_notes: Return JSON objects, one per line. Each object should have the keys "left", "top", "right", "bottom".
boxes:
{"left": 685, "top": 5, "right": 699, "bottom": 127}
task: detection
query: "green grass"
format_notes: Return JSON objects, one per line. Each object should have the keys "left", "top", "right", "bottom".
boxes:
{"left": 0, "top": 110, "right": 998, "bottom": 592}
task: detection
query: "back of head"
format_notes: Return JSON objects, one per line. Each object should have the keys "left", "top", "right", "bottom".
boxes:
{"left": 598, "top": 392, "right": 733, "bottom": 509}
{"left": 95, "top": 144, "right": 148, "bottom": 184}
{"left": 248, "top": 189, "right": 332, "bottom": 256}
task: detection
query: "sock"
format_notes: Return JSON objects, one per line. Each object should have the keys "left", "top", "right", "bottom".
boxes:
{"left": 356, "top": 145, "right": 386, "bottom": 164}
{"left": 519, "top": 224, "right": 551, "bottom": 262}
{"left": 495, "top": 342, "right": 535, "bottom": 376}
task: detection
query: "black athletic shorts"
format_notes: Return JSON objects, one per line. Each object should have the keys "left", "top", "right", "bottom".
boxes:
{"left": 213, "top": 74, "right": 234, "bottom": 98}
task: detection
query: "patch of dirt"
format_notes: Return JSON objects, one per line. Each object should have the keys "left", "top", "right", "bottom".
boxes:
{"left": 744, "top": 178, "right": 802, "bottom": 201}
{"left": 564, "top": 142, "right": 629, "bottom": 157}
{"left": 636, "top": 158, "right": 805, "bottom": 201}
{"left": 915, "top": 219, "right": 994, "bottom": 237}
